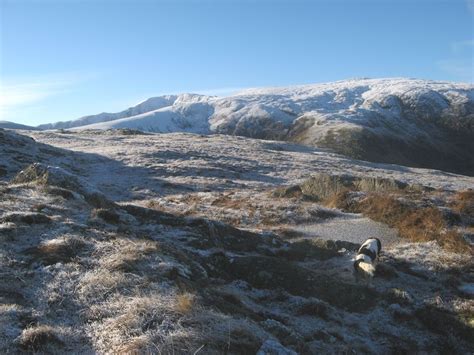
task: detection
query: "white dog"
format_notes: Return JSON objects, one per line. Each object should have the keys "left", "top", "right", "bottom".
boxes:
{"left": 353, "top": 238, "right": 382, "bottom": 278}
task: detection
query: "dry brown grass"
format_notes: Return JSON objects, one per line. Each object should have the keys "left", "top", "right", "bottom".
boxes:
{"left": 12, "top": 164, "right": 51, "bottom": 186}
{"left": 271, "top": 185, "right": 302, "bottom": 198}
{"left": 146, "top": 199, "right": 166, "bottom": 211}
{"left": 175, "top": 293, "right": 195, "bottom": 314}
{"left": 181, "top": 194, "right": 205, "bottom": 205}
{"left": 298, "top": 173, "right": 407, "bottom": 202}
{"left": 323, "top": 190, "right": 355, "bottom": 210}
{"left": 300, "top": 174, "right": 352, "bottom": 201}
{"left": 85, "top": 295, "right": 202, "bottom": 353}
{"left": 76, "top": 269, "right": 133, "bottom": 303}
{"left": 439, "top": 230, "right": 470, "bottom": 254}
{"left": 451, "top": 189, "right": 474, "bottom": 216}
{"left": 100, "top": 239, "right": 160, "bottom": 272}
{"left": 18, "top": 325, "right": 63, "bottom": 351}
{"left": 314, "top": 177, "right": 472, "bottom": 253}
{"left": 115, "top": 335, "right": 151, "bottom": 354}
{"left": 329, "top": 193, "right": 470, "bottom": 253}
{"left": 28, "top": 237, "right": 86, "bottom": 265}
{"left": 211, "top": 194, "right": 254, "bottom": 211}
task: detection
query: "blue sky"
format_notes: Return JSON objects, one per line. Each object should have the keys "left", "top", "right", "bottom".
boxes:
{"left": 1, "top": 0, "right": 473, "bottom": 126}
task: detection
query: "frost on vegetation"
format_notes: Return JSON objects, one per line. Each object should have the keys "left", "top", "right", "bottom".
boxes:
{"left": 1, "top": 127, "right": 473, "bottom": 353}
{"left": 11, "top": 163, "right": 114, "bottom": 208}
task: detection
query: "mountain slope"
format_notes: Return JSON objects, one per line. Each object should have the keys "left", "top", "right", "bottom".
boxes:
{"left": 37, "top": 95, "right": 179, "bottom": 130}
{"left": 47, "top": 78, "right": 474, "bottom": 175}
{"left": 69, "top": 94, "right": 214, "bottom": 133}
{"left": 0, "top": 121, "right": 40, "bottom": 130}
{"left": 2, "top": 129, "right": 473, "bottom": 353}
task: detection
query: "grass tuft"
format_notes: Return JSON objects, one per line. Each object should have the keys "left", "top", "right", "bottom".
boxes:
{"left": 18, "top": 325, "right": 63, "bottom": 351}
{"left": 27, "top": 237, "right": 86, "bottom": 265}
{"left": 451, "top": 189, "right": 474, "bottom": 216}
{"left": 100, "top": 239, "right": 159, "bottom": 272}
{"left": 175, "top": 293, "right": 195, "bottom": 314}
{"left": 298, "top": 173, "right": 406, "bottom": 202}
{"left": 1, "top": 212, "right": 51, "bottom": 224}
{"left": 294, "top": 174, "right": 472, "bottom": 253}
{"left": 353, "top": 194, "right": 468, "bottom": 252}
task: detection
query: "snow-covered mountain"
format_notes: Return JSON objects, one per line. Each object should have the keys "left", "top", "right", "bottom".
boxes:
{"left": 37, "top": 95, "right": 179, "bottom": 130}
{"left": 42, "top": 78, "right": 474, "bottom": 175}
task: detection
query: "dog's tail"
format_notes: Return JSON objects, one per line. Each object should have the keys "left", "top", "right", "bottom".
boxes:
{"left": 354, "top": 260, "right": 375, "bottom": 277}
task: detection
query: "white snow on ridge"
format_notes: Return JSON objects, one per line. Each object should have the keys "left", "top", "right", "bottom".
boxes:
{"left": 61, "top": 78, "right": 473, "bottom": 136}
{"left": 77, "top": 102, "right": 213, "bottom": 134}
{"left": 38, "top": 95, "right": 180, "bottom": 130}
{"left": 73, "top": 94, "right": 214, "bottom": 133}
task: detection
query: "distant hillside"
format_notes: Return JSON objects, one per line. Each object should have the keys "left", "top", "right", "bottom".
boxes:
{"left": 41, "top": 78, "right": 474, "bottom": 175}
{"left": 37, "top": 95, "right": 179, "bottom": 130}
{"left": 0, "top": 121, "right": 40, "bottom": 130}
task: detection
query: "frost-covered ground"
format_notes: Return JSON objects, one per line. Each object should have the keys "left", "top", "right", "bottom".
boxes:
{"left": 1, "top": 128, "right": 473, "bottom": 353}
{"left": 28, "top": 130, "right": 474, "bottom": 195}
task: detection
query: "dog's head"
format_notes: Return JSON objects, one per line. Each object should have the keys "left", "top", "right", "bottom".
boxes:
{"left": 373, "top": 237, "right": 382, "bottom": 253}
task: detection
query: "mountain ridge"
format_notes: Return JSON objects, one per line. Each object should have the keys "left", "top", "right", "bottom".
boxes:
{"left": 0, "top": 121, "right": 40, "bottom": 131}
{"left": 42, "top": 77, "right": 473, "bottom": 175}
{"left": 37, "top": 95, "right": 180, "bottom": 130}
{"left": 40, "top": 78, "right": 474, "bottom": 132}
{"left": 8, "top": 77, "right": 473, "bottom": 175}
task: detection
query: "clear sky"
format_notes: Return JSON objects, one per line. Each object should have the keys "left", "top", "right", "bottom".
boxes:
{"left": 1, "top": 0, "right": 473, "bottom": 126}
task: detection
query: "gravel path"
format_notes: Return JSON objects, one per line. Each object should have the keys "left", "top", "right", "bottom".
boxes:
{"left": 293, "top": 213, "right": 399, "bottom": 247}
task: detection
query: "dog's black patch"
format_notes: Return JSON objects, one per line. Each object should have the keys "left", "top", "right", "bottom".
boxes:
{"left": 358, "top": 247, "right": 376, "bottom": 261}
{"left": 375, "top": 238, "right": 382, "bottom": 253}
{"left": 353, "top": 259, "right": 364, "bottom": 270}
